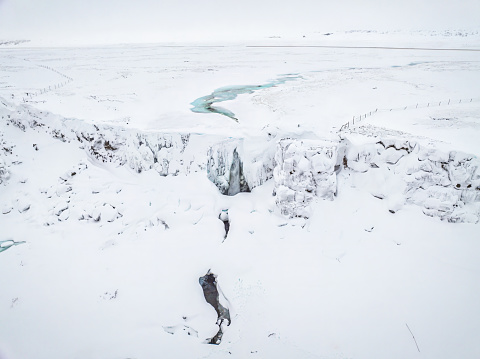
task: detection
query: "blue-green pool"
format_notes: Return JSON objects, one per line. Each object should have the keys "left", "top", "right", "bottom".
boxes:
{"left": 190, "top": 74, "right": 300, "bottom": 121}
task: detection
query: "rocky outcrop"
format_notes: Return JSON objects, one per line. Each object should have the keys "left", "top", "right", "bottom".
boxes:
{"left": 0, "top": 157, "right": 10, "bottom": 185}
{"left": 270, "top": 128, "right": 479, "bottom": 223}
{"left": 1, "top": 99, "right": 201, "bottom": 176}
{"left": 405, "top": 149, "right": 480, "bottom": 222}
{"left": 342, "top": 127, "right": 480, "bottom": 223}
{"left": 0, "top": 132, "right": 13, "bottom": 185}
{"left": 273, "top": 139, "right": 339, "bottom": 218}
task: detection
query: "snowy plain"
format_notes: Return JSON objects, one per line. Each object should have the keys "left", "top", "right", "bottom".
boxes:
{"left": 1, "top": 30, "right": 480, "bottom": 359}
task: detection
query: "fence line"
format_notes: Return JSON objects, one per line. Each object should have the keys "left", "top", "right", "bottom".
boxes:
{"left": 21, "top": 63, "right": 73, "bottom": 103}
{"left": 338, "top": 97, "right": 480, "bottom": 132}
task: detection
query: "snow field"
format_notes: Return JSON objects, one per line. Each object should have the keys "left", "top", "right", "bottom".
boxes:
{"left": 1, "top": 37, "right": 480, "bottom": 358}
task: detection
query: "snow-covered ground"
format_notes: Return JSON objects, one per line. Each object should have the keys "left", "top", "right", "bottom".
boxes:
{"left": 1, "top": 31, "right": 480, "bottom": 359}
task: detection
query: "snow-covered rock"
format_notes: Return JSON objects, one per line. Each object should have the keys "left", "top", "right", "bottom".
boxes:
{"left": 342, "top": 127, "right": 480, "bottom": 223}
{"left": 273, "top": 139, "right": 339, "bottom": 218}
{"left": 405, "top": 149, "right": 480, "bottom": 223}
{"left": 99, "top": 203, "right": 119, "bottom": 223}
{"left": 1, "top": 203, "right": 13, "bottom": 215}
{"left": 0, "top": 133, "right": 13, "bottom": 185}
{"left": 53, "top": 201, "right": 69, "bottom": 216}
{"left": 79, "top": 203, "right": 121, "bottom": 223}
{"left": 2, "top": 101, "right": 200, "bottom": 178}
{"left": 0, "top": 157, "right": 10, "bottom": 184}
{"left": 16, "top": 198, "right": 31, "bottom": 213}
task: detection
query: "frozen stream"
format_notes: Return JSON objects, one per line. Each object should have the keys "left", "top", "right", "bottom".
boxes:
{"left": 0, "top": 240, "right": 26, "bottom": 253}
{"left": 190, "top": 74, "right": 300, "bottom": 121}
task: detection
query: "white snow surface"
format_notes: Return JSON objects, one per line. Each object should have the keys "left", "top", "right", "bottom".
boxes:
{"left": 1, "top": 32, "right": 480, "bottom": 359}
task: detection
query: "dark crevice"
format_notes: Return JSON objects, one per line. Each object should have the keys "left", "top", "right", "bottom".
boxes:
{"left": 223, "top": 220, "right": 230, "bottom": 239}
{"left": 376, "top": 140, "right": 412, "bottom": 153}
{"left": 219, "top": 210, "right": 230, "bottom": 241}
{"left": 199, "top": 271, "right": 231, "bottom": 345}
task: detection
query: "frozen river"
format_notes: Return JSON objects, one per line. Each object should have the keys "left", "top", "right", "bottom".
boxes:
{"left": 190, "top": 74, "right": 300, "bottom": 121}
{"left": 1, "top": 42, "right": 479, "bottom": 138}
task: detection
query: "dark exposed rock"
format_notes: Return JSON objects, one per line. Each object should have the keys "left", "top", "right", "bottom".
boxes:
{"left": 219, "top": 210, "right": 230, "bottom": 240}
{"left": 199, "top": 271, "right": 231, "bottom": 345}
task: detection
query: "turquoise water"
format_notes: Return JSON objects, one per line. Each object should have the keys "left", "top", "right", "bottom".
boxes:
{"left": 0, "top": 240, "right": 26, "bottom": 253}
{"left": 190, "top": 74, "right": 300, "bottom": 121}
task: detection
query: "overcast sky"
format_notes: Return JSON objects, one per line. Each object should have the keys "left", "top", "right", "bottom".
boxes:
{"left": 1, "top": 0, "right": 479, "bottom": 44}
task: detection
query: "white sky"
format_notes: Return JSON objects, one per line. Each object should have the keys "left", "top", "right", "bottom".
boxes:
{"left": 0, "top": 0, "right": 479, "bottom": 44}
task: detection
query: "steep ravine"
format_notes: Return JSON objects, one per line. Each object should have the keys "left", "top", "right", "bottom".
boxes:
{"left": 2, "top": 97, "right": 479, "bottom": 223}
